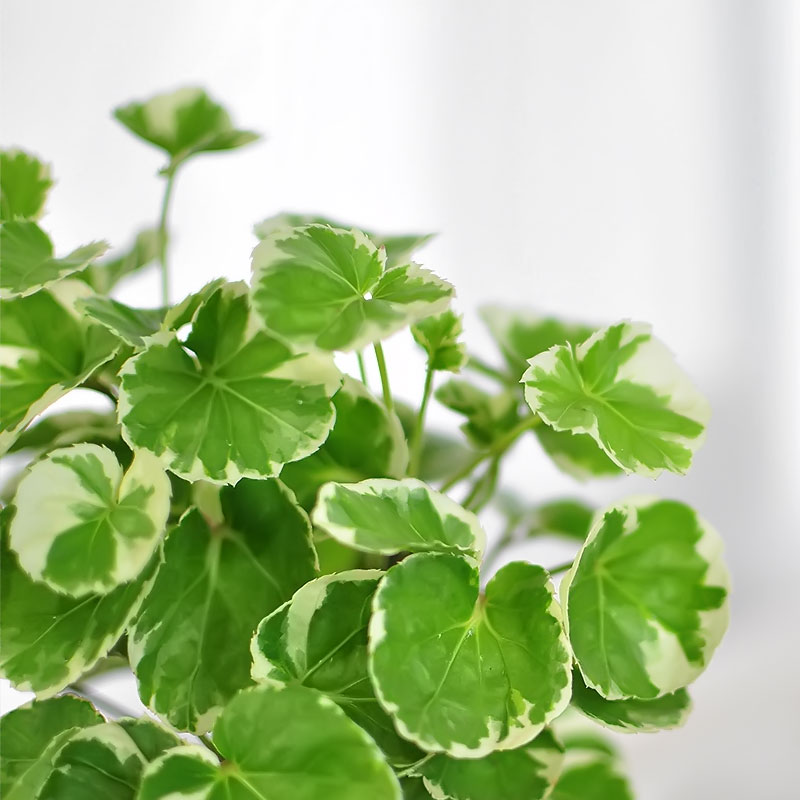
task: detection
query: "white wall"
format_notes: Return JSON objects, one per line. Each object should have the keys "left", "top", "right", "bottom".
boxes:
{"left": 1, "top": 2, "right": 797, "bottom": 796}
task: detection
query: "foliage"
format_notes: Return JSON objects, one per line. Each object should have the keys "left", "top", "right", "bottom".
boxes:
{"left": 0, "top": 87, "right": 730, "bottom": 799}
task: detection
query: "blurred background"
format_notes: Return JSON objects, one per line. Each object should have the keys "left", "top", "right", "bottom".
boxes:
{"left": 1, "top": 1, "right": 798, "bottom": 796}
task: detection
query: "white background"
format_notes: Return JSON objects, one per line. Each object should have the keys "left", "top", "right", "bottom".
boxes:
{"left": 1, "top": 2, "right": 798, "bottom": 797}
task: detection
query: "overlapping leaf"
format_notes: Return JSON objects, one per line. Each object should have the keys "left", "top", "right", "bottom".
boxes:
{"left": 0, "top": 507, "right": 158, "bottom": 696}
{"left": 523, "top": 321, "right": 710, "bottom": 476}
{"left": 280, "top": 376, "right": 408, "bottom": 509}
{"left": 411, "top": 310, "right": 467, "bottom": 372}
{"left": 118, "top": 281, "right": 340, "bottom": 484}
{"left": 0, "top": 148, "right": 53, "bottom": 221}
{"left": 535, "top": 423, "right": 623, "bottom": 480}
{"left": 9, "top": 444, "right": 170, "bottom": 595}
{"left": 80, "top": 228, "right": 162, "bottom": 294}
{"left": 369, "top": 555, "right": 572, "bottom": 757}
{"left": 129, "top": 479, "right": 317, "bottom": 732}
{"left": 137, "top": 685, "right": 401, "bottom": 800}
{"left": 250, "top": 224, "right": 453, "bottom": 351}
{"left": 562, "top": 497, "right": 729, "bottom": 699}
{"left": 312, "top": 478, "right": 485, "bottom": 558}
{"left": 0, "top": 280, "right": 119, "bottom": 454}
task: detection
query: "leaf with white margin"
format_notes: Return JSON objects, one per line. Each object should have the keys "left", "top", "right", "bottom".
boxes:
{"left": 561, "top": 497, "right": 729, "bottom": 700}
{"left": 129, "top": 479, "right": 317, "bottom": 733}
{"left": 80, "top": 227, "right": 162, "bottom": 294}
{"left": 522, "top": 321, "right": 710, "bottom": 477}
{"left": 550, "top": 760, "right": 633, "bottom": 800}
{"left": 570, "top": 669, "right": 691, "bottom": 733}
{"left": 118, "top": 281, "right": 340, "bottom": 484}
{"left": 251, "top": 570, "right": 422, "bottom": 767}
{"left": 0, "top": 694, "right": 103, "bottom": 799}
{"left": 418, "top": 728, "right": 564, "bottom": 800}
{"left": 312, "top": 478, "right": 485, "bottom": 558}
{"left": 412, "top": 310, "right": 467, "bottom": 373}
{"left": 114, "top": 87, "right": 259, "bottom": 165}
{"left": 280, "top": 376, "right": 408, "bottom": 509}
{"left": 369, "top": 554, "right": 572, "bottom": 757}
{"left": 138, "top": 684, "right": 401, "bottom": 800}
{"left": 0, "top": 220, "right": 108, "bottom": 298}
{"left": 251, "top": 224, "right": 453, "bottom": 351}
{"left": 9, "top": 444, "right": 170, "bottom": 596}
{"left": 0, "top": 280, "right": 119, "bottom": 455}
{"left": 0, "top": 149, "right": 53, "bottom": 221}
{"left": 6, "top": 410, "right": 119, "bottom": 456}
{"left": 38, "top": 718, "right": 180, "bottom": 800}
{"left": 253, "top": 211, "right": 434, "bottom": 269}
{"left": 0, "top": 507, "right": 158, "bottom": 696}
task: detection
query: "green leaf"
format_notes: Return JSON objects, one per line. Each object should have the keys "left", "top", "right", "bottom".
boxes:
{"left": 435, "top": 379, "right": 520, "bottom": 449}
{"left": 0, "top": 507, "right": 158, "bottom": 695}
{"left": 280, "top": 376, "right": 408, "bottom": 509}
{"left": 522, "top": 321, "right": 710, "bottom": 476}
{"left": 38, "top": 719, "right": 180, "bottom": 800}
{"left": 0, "top": 149, "right": 53, "bottom": 221}
{"left": 418, "top": 728, "right": 564, "bottom": 800}
{"left": 550, "top": 760, "right": 633, "bottom": 800}
{"left": 369, "top": 555, "right": 571, "bottom": 757}
{"left": 138, "top": 685, "right": 401, "bottom": 800}
{"left": 251, "top": 570, "right": 422, "bottom": 767}
{"left": 114, "top": 87, "right": 259, "bottom": 166}
{"left": 480, "top": 306, "right": 595, "bottom": 382}
{"left": 401, "top": 777, "right": 434, "bottom": 799}
{"left": 571, "top": 669, "right": 691, "bottom": 732}
{"left": 534, "top": 424, "right": 623, "bottom": 480}
{"left": 9, "top": 444, "right": 170, "bottom": 596}
{"left": 0, "top": 280, "right": 119, "bottom": 454}
{"left": 0, "top": 220, "right": 108, "bottom": 298}
{"left": 129, "top": 479, "right": 317, "bottom": 732}
{"left": 79, "top": 296, "right": 165, "bottom": 348}
{"left": 528, "top": 499, "right": 595, "bottom": 541}
{"left": 0, "top": 695, "right": 103, "bottom": 799}
{"left": 412, "top": 310, "right": 467, "bottom": 372}
{"left": 6, "top": 409, "right": 118, "bottom": 455}
{"left": 253, "top": 212, "right": 434, "bottom": 269}
{"left": 118, "top": 281, "right": 340, "bottom": 484}
{"left": 561, "top": 497, "right": 729, "bottom": 699}
{"left": 312, "top": 478, "right": 485, "bottom": 558}
{"left": 251, "top": 224, "right": 453, "bottom": 351}
{"left": 81, "top": 228, "right": 161, "bottom": 294}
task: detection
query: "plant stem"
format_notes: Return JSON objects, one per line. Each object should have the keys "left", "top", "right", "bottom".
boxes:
{"left": 373, "top": 342, "right": 393, "bottom": 412}
{"left": 201, "top": 733, "right": 223, "bottom": 759}
{"left": 395, "top": 753, "right": 435, "bottom": 779}
{"left": 408, "top": 362, "right": 434, "bottom": 476}
{"left": 440, "top": 415, "right": 540, "bottom": 493}
{"left": 356, "top": 351, "right": 369, "bottom": 386}
{"left": 463, "top": 456, "right": 500, "bottom": 511}
{"left": 466, "top": 353, "right": 509, "bottom": 384}
{"left": 157, "top": 167, "right": 177, "bottom": 306}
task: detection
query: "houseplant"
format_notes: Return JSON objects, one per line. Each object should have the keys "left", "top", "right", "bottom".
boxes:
{"left": 0, "top": 87, "right": 729, "bottom": 799}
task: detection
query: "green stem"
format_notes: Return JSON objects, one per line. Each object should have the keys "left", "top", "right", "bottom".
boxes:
{"left": 466, "top": 353, "right": 509, "bottom": 384}
{"left": 463, "top": 456, "right": 500, "bottom": 511}
{"left": 201, "top": 733, "right": 222, "bottom": 759}
{"left": 408, "top": 363, "right": 434, "bottom": 476}
{"left": 440, "top": 415, "right": 540, "bottom": 493}
{"left": 356, "top": 351, "right": 369, "bottom": 386}
{"left": 157, "top": 168, "right": 177, "bottom": 306}
{"left": 373, "top": 342, "right": 393, "bottom": 412}
{"left": 395, "top": 753, "right": 435, "bottom": 779}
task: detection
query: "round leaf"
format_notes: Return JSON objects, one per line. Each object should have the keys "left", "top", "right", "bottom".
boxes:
{"left": 522, "top": 321, "right": 710, "bottom": 477}
{"left": 0, "top": 148, "right": 53, "bottom": 222}
{"left": 251, "top": 224, "right": 453, "bottom": 351}
{"left": 561, "top": 497, "right": 729, "bottom": 699}
{"left": 10, "top": 444, "right": 170, "bottom": 596}
{"left": 369, "top": 555, "right": 572, "bottom": 757}
{"left": 118, "top": 281, "right": 340, "bottom": 484}
{"left": 138, "top": 685, "right": 401, "bottom": 800}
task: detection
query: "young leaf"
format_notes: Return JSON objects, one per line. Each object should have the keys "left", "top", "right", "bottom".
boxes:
{"left": 251, "top": 570, "right": 423, "bottom": 767}
{"left": 81, "top": 228, "right": 161, "bottom": 294}
{"left": 550, "top": 760, "right": 633, "bottom": 800}
{"left": 571, "top": 669, "right": 691, "bottom": 732}
{"left": 118, "top": 281, "right": 340, "bottom": 484}
{"left": 9, "top": 444, "right": 170, "bottom": 596}
{"left": 312, "top": 478, "right": 486, "bottom": 558}
{"left": 254, "top": 211, "right": 434, "bottom": 268}
{"left": 369, "top": 555, "right": 572, "bottom": 757}
{"left": 0, "top": 280, "right": 119, "bottom": 454}
{"left": 79, "top": 295, "right": 166, "bottom": 348}
{"left": 137, "top": 685, "right": 402, "bottom": 800}
{"left": 418, "top": 728, "right": 564, "bottom": 800}
{"left": 38, "top": 719, "right": 179, "bottom": 800}
{"left": 250, "top": 224, "right": 453, "bottom": 351}
{"left": 535, "top": 424, "right": 622, "bottom": 480}
{"left": 0, "top": 507, "right": 158, "bottom": 696}
{"left": 561, "top": 497, "right": 729, "bottom": 699}
{"left": 0, "top": 148, "right": 53, "bottom": 221}
{"left": 0, "top": 220, "right": 108, "bottom": 298}
{"left": 522, "top": 321, "right": 710, "bottom": 477}
{"left": 0, "top": 695, "right": 103, "bottom": 799}
{"left": 114, "top": 87, "right": 259, "bottom": 166}
{"left": 412, "top": 310, "right": 467, "bottom": 372}
{"left": 280, "top": 376, "right": 409, "bottom": 509}
{"left": 129, "top": 479, "right": 317, "bottom": 733}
